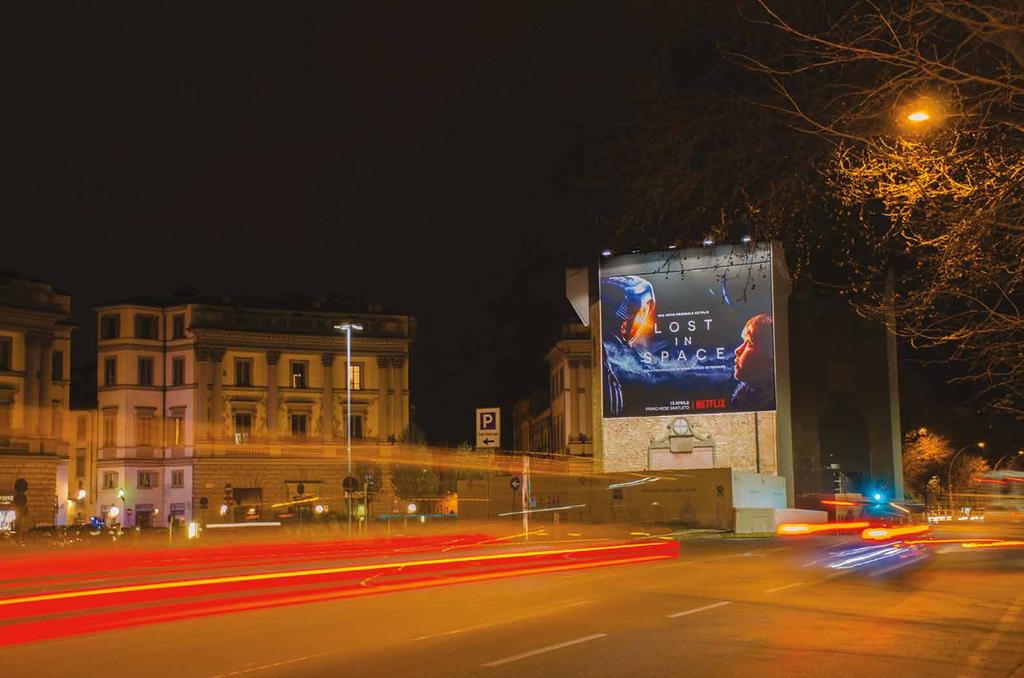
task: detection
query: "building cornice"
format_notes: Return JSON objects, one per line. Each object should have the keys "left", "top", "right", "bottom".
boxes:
{"left": 191, "top": 329, "right": 409, "bottom": 353}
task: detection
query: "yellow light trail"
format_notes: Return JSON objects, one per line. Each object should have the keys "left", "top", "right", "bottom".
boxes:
{"left": 0, "top": 542, "right": 672, "bottom": 608}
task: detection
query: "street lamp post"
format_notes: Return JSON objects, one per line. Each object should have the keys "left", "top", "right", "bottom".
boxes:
{"left": 334, "top": 321, "right": 363, "bottom": 536}
{"left": 993, "top": 450, "right": 1024, "bottom": 472}
{"left": 947, "top": 441, "right": 985, "bottom": 517}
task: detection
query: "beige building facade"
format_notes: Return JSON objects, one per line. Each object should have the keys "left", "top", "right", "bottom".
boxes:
{"left": 546, "top": 322, "right": 594, "bottom": 456}
{"left": 511, "top": 322, "right": 595, "bottom": 456}
{"left": 0, "top": 274, "right": 74, "bottom": 529}
{"left": 94, "top": 299, "right": 414, "bottom": 526}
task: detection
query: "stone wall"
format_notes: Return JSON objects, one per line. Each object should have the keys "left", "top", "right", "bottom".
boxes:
{"left": 192, "top": 457, "right": 398, "bottom": 519}
{"left": 0, "top": 453, "right": 59, "bottom": 528}
{"left": 601, "top": 411, "right": 778, "bottom": 475}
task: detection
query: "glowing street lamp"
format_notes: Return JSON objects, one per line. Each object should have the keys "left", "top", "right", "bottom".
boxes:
{"left": 906, "top": 110, "right": 930, "bottom": 123}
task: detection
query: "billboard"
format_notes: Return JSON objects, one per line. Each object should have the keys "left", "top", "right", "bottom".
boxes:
{"left": 600, "top": 244, "right": 776, "bottom": 419}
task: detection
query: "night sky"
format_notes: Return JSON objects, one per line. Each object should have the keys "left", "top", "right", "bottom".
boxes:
{"left": 6, "top": 1, "right": 635, "bottom": 443}
{"left": 7, "top": 2, "right": 1021, "bottom": 453}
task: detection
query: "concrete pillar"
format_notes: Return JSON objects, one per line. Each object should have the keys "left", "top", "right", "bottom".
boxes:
{"left": 195, "top": 348, "right": 209, "bottom": 441}
{"left": 38, "top": 334, "right": 54, "bottom": 439}
{"left": 580, "top": 358, "right": 592, "bottom": 440}
{"left": 390, "top": 355, "right": 406, "bottom": 439}
{"left": 321, "top": 353, "right": 335, "bottom": 442}
{"left": 265, "top": 351, "right": 280, "bottom": 436}
{"left": 377, "top": 355, "right": 391, "bottom": 441}
{"left": 23, "top": 333, "right": 40, "bottom": 437}
{"left": 884, "top": 269, "right": 905, "bottom": 499}
{"left": 568, "top": 359, "right": 580, "bottom": 441}
{"left": 210, "top": 349, "right": 225, "bottom": 439}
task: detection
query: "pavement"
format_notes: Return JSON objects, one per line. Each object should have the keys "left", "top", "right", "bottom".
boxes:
{"left": 2, "top": 522, "right": 1023, "bottom": 678}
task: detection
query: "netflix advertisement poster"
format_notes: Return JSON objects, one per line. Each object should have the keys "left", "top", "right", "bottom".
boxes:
{"left": 600, "top": 244, "right": 776, "bottom": 418}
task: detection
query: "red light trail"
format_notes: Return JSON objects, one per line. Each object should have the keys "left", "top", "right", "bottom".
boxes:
{"left": 0, "top": 538, "right": 678, "bottom": 648}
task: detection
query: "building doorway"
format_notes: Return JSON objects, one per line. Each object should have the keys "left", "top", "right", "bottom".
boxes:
{"left": 135, "top": 505, "right": 154, "bottom": 528}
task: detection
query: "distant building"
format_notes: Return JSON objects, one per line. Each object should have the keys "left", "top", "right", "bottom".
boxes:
{"left": 93, "top": 298, "right": 414, "bottom": 527}
{"left": 546, "top": 322, "right": 594, "bottom": 456}
{"left": 0, "top": 273, "right": 74, "bottom": 528}
{"left": 511, "top": 322, "right": 594, "bottom": 456}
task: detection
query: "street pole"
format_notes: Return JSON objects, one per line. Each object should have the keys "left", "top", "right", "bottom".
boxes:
{"left": 364, "top": 476, "right": 370, "bottom": 536}
{"left": 346, "top": 324, "right": 352, "bottom": 537}
{"left": 994, "top": 450, "right": 1024, "bottom": 472}
{"left": 522, "top": 455, "right": 530, "bottom": 542}
{"left": 334, "top": 321, "right": 363, "bottom": 539}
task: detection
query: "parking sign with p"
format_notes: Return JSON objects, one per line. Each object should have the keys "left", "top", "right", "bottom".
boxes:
{"left": 475, "top": 407, "right": 500, "bottom": 449}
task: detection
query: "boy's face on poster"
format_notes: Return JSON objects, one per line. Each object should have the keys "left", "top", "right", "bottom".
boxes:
{"left": 734, "top": 314, "right": 773, "bottom": 384}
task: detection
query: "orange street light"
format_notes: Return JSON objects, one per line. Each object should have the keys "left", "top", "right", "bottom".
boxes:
{"left": 906, "top": 110, "right": 930, "bottom": 122}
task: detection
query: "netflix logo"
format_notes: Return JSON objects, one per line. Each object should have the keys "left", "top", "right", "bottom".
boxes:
{"left": 694, "top": 399, "right": 726, "bottom": 410}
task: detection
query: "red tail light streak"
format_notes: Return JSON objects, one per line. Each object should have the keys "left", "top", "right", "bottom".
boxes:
{"left": 0, "top": 538, "right": 678, "bottom": 648}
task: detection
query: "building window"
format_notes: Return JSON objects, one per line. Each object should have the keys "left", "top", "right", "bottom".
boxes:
{"left": 103, "top": 357, "right": 117, "bottom": 386}
{"left": 290, "top": 361, "right": 308, "bottom": 389}
{"left": 51, "top": 401, "right": 63, "bottom": 439}
{"left": 290, "top": 413, "right": 308, "bottom": 438}
{"left": 235, "top": 358, "right": 253, "bottom": 387}
{"left": 136, "top": 413, "right": 154, "bottom": 446}
{"left": 172, "top": 314, "right": 185, "bottom": 339}
{"left": 102, "top": 471, "right": 118, "bottom": 490}
{"left": 137, "top": 471, "right": 158, "bottom": 489}
{"left": 76, "top": 415, "right": 87, "bottom": 442}
{"left": 135, "top": 314, "right": 158, "bottom": 339}
{"left": 0, "top": 401, "right": 11, "bottom": 437}
{"left": 171, "top": 357, "right": 185, "bottom": 386}
{"left": 168, "top": 416, "right": 184, "bottom": 447}
{"left": 348, "top": 363, "right": 362, "bottom": 390}
{"left": 102, "top": 411, "right": 117, "bottom": 447}
{"left": 75, "top": 452, "right": 85, "bottom": 479}
{"left": 171, "top": 469, "right": 185, "bottom": 488}
{"left": 233, "top": 412, "right": 253, "bottom": 443}
{"left": 51, "top": 350, "right": 64, "bottom": 381}
{"left": 138, "top": 357, "right": 154, "bottom": 386}
{"left": 100, "top": 314, "right": 120, "bottom": 339}
{"left": 0, "top": 337, "right": 10, "bottom": 370}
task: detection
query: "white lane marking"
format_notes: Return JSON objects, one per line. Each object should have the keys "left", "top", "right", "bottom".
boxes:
{"left": 720, "top": 551, "right": 755, "bottom": 558}
{"left": 964, "top": 593, "right": 1024, "bottom": 669}
{"left": 411, "top": 600, "right": 592, "bottom": 642}
{"left": 210, "top": 652, "right": 329, "bottom": 677}
{"left": 666, "top": 600, "right": 732, "bottom": 618}
{"left": 764, "top": 582, "right": 804, "bottom": 594}
{"left": 481, "top": 633, "right": 607, "bottom": 667}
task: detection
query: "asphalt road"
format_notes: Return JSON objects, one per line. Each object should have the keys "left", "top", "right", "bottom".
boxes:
{"left": 2, "top": 525, "right": 1024, "bottom": 678}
